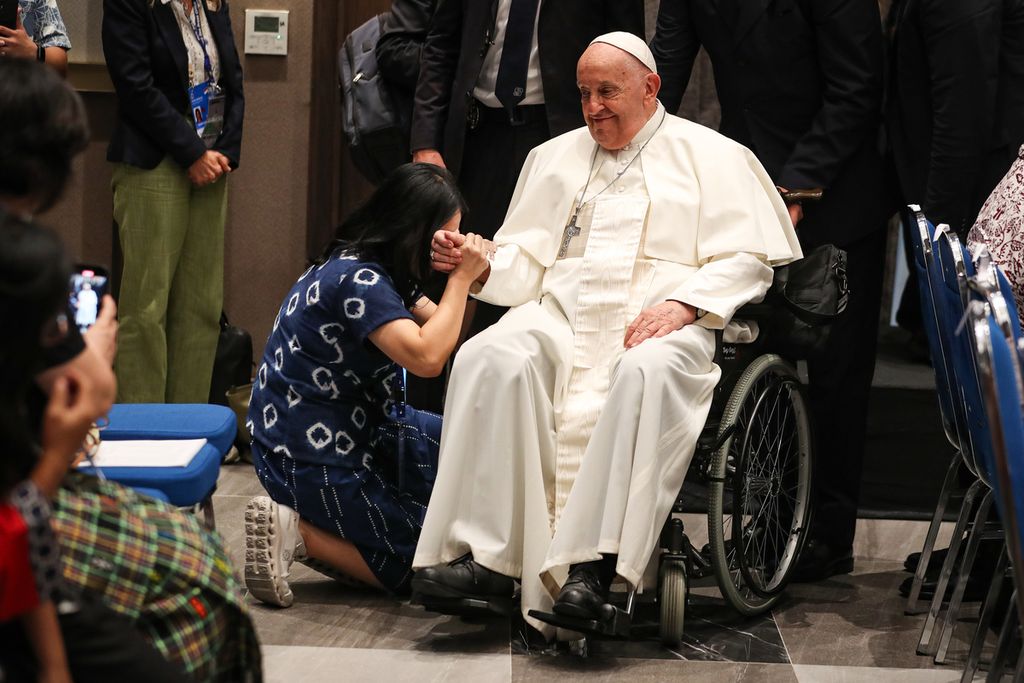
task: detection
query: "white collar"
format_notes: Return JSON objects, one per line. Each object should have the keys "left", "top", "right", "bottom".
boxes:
{"left": 619, "top": 101, "right": 666, "bottom": 153}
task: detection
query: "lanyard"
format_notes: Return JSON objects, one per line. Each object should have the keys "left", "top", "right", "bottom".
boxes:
{"left": 186, "top": 0, "right": 214, "bottom": 85}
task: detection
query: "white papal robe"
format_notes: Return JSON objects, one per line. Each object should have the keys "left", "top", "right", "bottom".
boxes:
{"left": 413, "top": 103, "right": 802, "bottom": 636}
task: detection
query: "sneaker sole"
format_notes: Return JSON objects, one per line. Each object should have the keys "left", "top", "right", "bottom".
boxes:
{"left": 244, "top": 496, "right": 294, "bottom": 608}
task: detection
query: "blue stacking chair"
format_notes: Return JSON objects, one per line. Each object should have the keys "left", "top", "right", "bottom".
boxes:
{"left": 964, "top": 283, "right": 1024, "bottom": 681}
{"left": 904, "top": 208, "right": 977, "bottom": 616}
{"left": 922, "top": 228, "right": 1009, "bottom": 662}
{"left": 87, "top": 403, "right": 237, "bottom": 527}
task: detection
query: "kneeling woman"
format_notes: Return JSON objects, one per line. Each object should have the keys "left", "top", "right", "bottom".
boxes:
{"left": 245, "top": 163, "right": 488, "bottom": 605}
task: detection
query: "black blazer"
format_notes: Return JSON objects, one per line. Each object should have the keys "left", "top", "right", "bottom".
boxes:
{"left": 103, "top": 0, "right": 245, "bottom": 171}
{"left": 652, "top": 0, "right": 887, "bottom": 248}
{"left": 887, "top": 0, "right": 1024, "bottom": 236}
{"left": 377, "top": 0, "right": 436, "bottom": 94}
{"left": 411, "top": 0, "right": 645, "bottom": 176}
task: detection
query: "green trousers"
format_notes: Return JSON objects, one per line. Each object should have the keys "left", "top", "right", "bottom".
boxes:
{"left": 112, "top": 158, "right": 226, "bottom": 404}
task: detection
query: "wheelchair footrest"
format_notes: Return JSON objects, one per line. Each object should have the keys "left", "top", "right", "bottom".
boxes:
{"left": 528, "top": 605, "right": 632, "bottom": 638}
{"left": 412, "top": 593, "right": 514, "bottom": 618}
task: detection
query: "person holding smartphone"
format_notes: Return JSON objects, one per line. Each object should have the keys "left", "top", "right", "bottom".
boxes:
{"left": 102, "top": 0, "right": 244, "bottom": 405}
{"left": 0, "top": 0, "right": 71, "bottom": 76}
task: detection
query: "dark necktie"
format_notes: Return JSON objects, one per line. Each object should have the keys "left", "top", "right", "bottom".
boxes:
{"left": 494, "top": 0, "right": 541, "bottom": 111}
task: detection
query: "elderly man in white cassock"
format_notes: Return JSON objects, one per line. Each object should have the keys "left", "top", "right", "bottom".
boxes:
{"left": 410, "top": 32, "right": 801, "bottom": 637}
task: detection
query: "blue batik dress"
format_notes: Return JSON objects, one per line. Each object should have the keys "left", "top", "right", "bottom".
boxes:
{"left": 248, "top": 249, "right": 441, "bottom": 591}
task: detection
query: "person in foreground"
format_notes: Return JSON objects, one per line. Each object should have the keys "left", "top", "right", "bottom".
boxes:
{"left": 411, "top": 33, "right": 801, "bottom": 638}
{"left": 0, "top": 216, "right": 261, "bottom": 682}
{"left": 244, "top": 164, "right": 489, "bottom": 607}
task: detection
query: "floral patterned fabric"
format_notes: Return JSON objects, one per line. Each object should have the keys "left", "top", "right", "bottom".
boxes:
{"left": 968, "top": 145, "right": 1024, "bottom": 316}
{"left": 17, "top": 0, "right": 71, "bottom": 50}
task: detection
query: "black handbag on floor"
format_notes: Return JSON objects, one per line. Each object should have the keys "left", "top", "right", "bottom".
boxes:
{"left": 209, "top": 311, "right": 253, "bottom": 406}
{"left": 762, "top": 244, "right": 849, "bottom": 358}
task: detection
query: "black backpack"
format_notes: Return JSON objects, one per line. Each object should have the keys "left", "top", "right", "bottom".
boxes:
{"left": 339, "top": 13, "right": 410, "bottom": 184}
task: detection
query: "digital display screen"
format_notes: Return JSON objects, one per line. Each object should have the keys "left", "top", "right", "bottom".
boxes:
{"left": 254, "top": 16, "right": 279, "bottom": 33}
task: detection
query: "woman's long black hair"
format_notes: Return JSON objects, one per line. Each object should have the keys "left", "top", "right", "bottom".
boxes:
{"left": 0, "top": 212, "right": 72, "bottom": 496}
{"left": 317, "top": 163, "right": 467, "bottom": 307}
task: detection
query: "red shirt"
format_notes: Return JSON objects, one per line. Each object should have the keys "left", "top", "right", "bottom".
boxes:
{"left": 0, "top": 502, "right": 41, "bottom": 621}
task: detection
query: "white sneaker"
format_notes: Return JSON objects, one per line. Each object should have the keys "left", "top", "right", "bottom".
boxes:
{"left": 244, "top": 496, "right": 305, "bottom": 607}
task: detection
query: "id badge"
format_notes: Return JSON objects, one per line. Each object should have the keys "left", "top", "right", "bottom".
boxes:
{"left": 190, "top": 81, "right": 225, "bottom": 148}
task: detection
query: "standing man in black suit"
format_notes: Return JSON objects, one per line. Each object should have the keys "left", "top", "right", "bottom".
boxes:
{"left": 888, "top": 0, "right": 1024, "bottom": 238}
{"left": 652, "top": 0, "right": 888, "bottom": 581}
{"left": 411, "top": 0, "right": 645, "bottom": 336}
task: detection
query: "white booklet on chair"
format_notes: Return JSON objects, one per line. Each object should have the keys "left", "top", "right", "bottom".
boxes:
{"left": 80, "top": 438, "right": 208, "bottom": 468}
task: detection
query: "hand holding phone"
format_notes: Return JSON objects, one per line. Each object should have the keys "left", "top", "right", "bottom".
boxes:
{"left": 69, "top": 265, "right": 110, "bottom": 334}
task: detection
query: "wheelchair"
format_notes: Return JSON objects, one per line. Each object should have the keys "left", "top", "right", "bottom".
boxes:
{"left": 528, "top": 318, "right": 814, "bottom": 645}
{"left": 415, "top": 311, "right": 815, "bottom": 647}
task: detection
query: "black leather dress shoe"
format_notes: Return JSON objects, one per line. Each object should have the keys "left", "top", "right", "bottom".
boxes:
{"left": 904, "top": 547, "right": 948, "bottom": 576}
{"left": 410, "top": 555, "right": 515, "bottom": 600}
{"left": 789, "top": 539, "right": 854, "bottom": 583}
{"left": 552, "top": 560, "right": 613, "bottom": 620}
{"left": 898, "top": 573, "right": 990, "bottom": 602}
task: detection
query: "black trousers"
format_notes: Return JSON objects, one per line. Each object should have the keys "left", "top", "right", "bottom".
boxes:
{"left": 0, "top": 594, "right": 191, "bottom": 683}
{"left": 805, "top": 227, "right": 888, "bottom": 550}
{"left": 405, "top": 112, "right": 551, "bottom": 412}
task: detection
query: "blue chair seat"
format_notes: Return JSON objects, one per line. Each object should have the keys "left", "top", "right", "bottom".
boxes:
{"left": 103, "top": 404, "right": 237, "bottom": 455}
{"left": 81, "top": 441, "right": 221, "bottom": 508}
{"left": 131, "top": 487, "right": 171, "bottom": 503}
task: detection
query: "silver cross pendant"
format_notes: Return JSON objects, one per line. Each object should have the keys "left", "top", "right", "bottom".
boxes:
{"left": 558, "top": 214, "right": 582, "bottom": 259}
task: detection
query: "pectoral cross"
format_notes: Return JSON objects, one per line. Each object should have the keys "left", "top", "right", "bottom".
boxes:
{"left": 558, "top": 213, "right": 582, "bottom": 259}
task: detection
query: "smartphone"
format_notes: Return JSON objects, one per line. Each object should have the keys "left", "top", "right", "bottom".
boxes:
{"left": 69, "top": 264, "right": 110, "bottom": 334}
{"left": 0, "top": 0, "right": 17, "bottom": 29}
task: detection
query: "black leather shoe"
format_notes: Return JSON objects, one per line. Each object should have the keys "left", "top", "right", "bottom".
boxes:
{"left": 410, "top": 555, "right": 515, "bottom": 600}
{"left": 898, "top": 574, "right": 991, "bottom": 602}
{"left": 789, "top": 539, "right": 854, "bottom": 583}
{"left": 904, "top": 547, "right": 948, "bottom": 576}
{"left": 552, "top": 560, "right": 613, "bottom": 620}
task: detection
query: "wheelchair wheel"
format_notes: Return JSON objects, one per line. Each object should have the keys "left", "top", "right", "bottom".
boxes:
{"left": 707, "top": 354, "right": 813, "bottom": 615}
{"left": 659, "top": 559, "right": 686, "bottom": 646}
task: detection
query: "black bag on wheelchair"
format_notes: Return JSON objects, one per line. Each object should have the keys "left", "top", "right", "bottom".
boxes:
{"left": 761, "top": 244, "right": 849, "bottom": 358}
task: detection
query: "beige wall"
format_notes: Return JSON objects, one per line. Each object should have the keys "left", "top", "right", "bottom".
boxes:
{"left": 48, "top": 0, "right": 317, "bottom": 361}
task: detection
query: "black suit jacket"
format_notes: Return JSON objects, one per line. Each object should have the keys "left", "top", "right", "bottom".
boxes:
{"left": 411, "top": 0, "right": 645, "bottom": 176}
{"left": 377, "top": 0, "right": 436, "bottom": 93}
{"left": 652, "top": 0, "right": 887, "bottom": 248}
{"left": 887, "top": 0, "right": 1024, "bottom": 236}
{"left": 103, "top": 0, "right": 245, "bottom": 171}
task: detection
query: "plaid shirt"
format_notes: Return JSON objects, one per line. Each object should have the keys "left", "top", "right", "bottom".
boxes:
{"left": 54, "top": 474, "right": 262, "bottom": 682}
{"left": 18, "top": 0, "right": 71, "bottom": 49}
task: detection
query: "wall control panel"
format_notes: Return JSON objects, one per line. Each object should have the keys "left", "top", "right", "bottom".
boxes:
{"left": 244, "top": 9, "right": 289, "bottom": 56}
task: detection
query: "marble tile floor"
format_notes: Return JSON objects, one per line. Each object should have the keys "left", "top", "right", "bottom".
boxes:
{"left": 212, "top": 465, "right": 997, "bottom": 682}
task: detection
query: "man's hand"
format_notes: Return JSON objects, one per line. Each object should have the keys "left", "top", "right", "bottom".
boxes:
{"left": 430, "top": 229, "right": 465, "bottom": 274}
{"left": 413, "top": 148, "right": 446, "bottom": 168}
{"left": 83, "top": 295, "right": 118, "bottom": 366}
{"left": 788, "top": 203, "right": 803, "bottom": 227}
{"left": 0, "top": 12, "right": 38, "bottom": 60}
{"left": 187, "top": 150, "right": 225, "bottom": 187}
{"left": 624, "top": 300, "right": 695, "bottom": 349}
